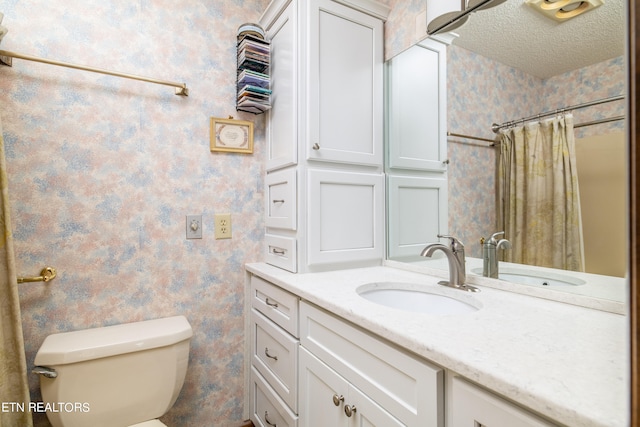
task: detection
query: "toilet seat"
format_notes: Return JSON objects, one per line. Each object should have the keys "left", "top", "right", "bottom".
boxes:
{"left": 128, "top": 420, "right": 167, "bottom": 427}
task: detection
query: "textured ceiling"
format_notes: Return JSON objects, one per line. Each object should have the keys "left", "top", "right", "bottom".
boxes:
{"left": 451, "top": 0, "right": 625, "bottom": 79}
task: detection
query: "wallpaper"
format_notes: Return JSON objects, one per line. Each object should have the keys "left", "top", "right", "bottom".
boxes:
{"left": 0, "top": 1, "right": 627, "bottom": 426}
{"left": 0, "top": 0, "right": 268, "bottom": 425}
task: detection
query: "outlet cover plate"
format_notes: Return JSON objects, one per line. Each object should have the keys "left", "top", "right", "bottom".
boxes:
{"left": 214, "top": 213, "right": 232, "bottom": 239}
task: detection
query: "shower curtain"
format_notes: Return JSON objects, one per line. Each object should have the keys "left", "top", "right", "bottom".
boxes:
{"left": 496, "top": 114, "right": 584, "bottom": 271}
{"left": 0, "top": 118, "right": 33, "bottom": 427}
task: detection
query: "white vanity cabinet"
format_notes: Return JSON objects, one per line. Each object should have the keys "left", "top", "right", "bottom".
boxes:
{"left": 299, "top": 301, "right": 444, "bottom": 427}
{"left": 248, "top": 275, "right": 301, "bottom": 427}
{"left": 260, "top": 0, "right": 389, "bottom": 273}
{"left": 448, "top": 376, "right": 556, "bottom": 427}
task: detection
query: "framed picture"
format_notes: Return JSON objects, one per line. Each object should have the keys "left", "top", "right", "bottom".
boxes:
{"left": 210, "top": 117, "right": 254, "bottom": 154}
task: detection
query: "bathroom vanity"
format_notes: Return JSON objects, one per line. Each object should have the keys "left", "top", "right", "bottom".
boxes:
{"left": 244, "top": 262, "right": 627, "bottom": 427}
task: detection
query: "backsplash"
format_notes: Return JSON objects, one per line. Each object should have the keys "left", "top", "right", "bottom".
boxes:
{"left": 0, "top": 0, "right": 268, "bottom": 425}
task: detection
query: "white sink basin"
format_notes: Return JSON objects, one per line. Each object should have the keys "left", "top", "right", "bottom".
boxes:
{"left": 471, "top": 268, "right": 586, "bottom": 287}
{"left": 357, "top": 282, "right": 480, "bottom": 315}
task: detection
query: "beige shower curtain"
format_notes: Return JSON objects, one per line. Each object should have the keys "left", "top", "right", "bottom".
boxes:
{"left": 496, "top": 114, "right": 584, "bottom": 271}
{"left": 0, "top": 118, "right": 33, "bottom": 427}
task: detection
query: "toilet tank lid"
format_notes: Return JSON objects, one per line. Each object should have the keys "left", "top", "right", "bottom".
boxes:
{"left": 34, "top": 316, "right": 193, "bottom": 366}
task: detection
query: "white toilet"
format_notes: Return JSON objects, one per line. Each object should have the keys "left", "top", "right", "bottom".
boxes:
{"left": 33, "top": 315, "right": 193, "bottom": 427}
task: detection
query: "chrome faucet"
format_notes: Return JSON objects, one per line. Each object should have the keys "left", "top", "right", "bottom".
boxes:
{"left": 420, "top": 235, "right": 479, "bottom": 292}
{"left": 481, "top": 231, "right": 512, "bottom": 278}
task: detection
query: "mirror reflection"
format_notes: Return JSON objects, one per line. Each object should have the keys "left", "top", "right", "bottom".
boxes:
{"left": 385, "top": 0, "right": 626, "bottom": 303}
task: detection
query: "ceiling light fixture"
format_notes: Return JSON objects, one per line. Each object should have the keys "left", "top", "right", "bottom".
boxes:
{"left": 426, "top": 0, "right": 508, "bottom": 35}
{"left": 525, "top": 0, "right": 604, "bottom": 22}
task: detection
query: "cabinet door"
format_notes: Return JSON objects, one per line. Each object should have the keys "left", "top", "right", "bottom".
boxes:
{"left": 265, "top": 0, "right": 298, "bottom": 171}
{"left": 307, "top": 169, "right": 385, "bottom": 267}
{"left": 387, "top": 175, "right": 448, "bottom": 258}
{"left": 299, "top": 347, "right": 348, "bottom": 427}
{"left": 300, "top": 347, "right": 404, "bottom": 427}
{"left": 387, "top": 38, "right": 447, "bottom": 171}
{"left": 306, "top": 0, "right": 384, "bottom": 166}
{"left": 348, "top": 384, "right": 405, "bottom": 427}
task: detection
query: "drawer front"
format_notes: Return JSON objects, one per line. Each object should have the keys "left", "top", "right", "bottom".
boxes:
{"left": 266, "top": 168, "right": 297, "bottom": 230}
{"left": 252, "top": 308, "right": 299, "bottom": 412}
{"left": 265, "top": 234, "right": 297, "bottom": 273}
{"left": 300, "top": 301, "right": 443, "bottom": 427}
{"left": 251, "top": 275, "right": 299, "bottom": 337}
{"left": 450, "top": 376, "right": 555, "bottom": 427}
{"left": 251, "top": 366, "right": 298, "bottom": 427}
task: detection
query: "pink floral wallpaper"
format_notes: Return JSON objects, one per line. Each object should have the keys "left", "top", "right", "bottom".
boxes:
{"left": 0, "top": 0, "right": 626, "bottom": 425}
{"left": 0, "top": 0, "right": 268, "bottom": 425}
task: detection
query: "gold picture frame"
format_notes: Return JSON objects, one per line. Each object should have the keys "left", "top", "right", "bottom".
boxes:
{"left": 210, "top": 117, "right": 254, "bottom": 154}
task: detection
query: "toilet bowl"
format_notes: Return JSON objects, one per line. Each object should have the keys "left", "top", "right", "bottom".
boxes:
{"left": 33, "top": 316, "right": 193, "bottom": 427}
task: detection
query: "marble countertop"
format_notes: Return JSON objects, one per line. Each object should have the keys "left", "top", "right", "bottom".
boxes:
{"left": 245, "top": 262, "right": 629, "bottom": 427}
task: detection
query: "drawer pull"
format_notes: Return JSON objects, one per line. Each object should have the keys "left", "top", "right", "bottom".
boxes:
{"left": 332, "top": 394, "right": 344, "bottom": 406}
{"left": 265, "top": 297, "right": 279, "bottom": 308}
{"left": 312, "top": 143, "right": 320, "bottom": 150}
{"left": 264, "top": 410, "right": 277, "bottom": 427}
{"left": 272, "top": 199, "right": 285, "bottom": 203}
{"left": 271, "top": 248, "right": 286, "bottom": 255}
{"left": 264, "top": 347, "right": 278, "bottom": 361}
{"left": 344, "top": 404, "right": 357, "bottom": 417}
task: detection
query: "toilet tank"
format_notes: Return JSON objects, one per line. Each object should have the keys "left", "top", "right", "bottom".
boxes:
{"left": 34, "top": 316, "right": 193, "bottom": 427}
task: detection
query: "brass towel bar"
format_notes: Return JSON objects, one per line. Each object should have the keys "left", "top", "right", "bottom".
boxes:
{"left": 0, "top": 49, "right": 189, "bottom": 96}
{"left": 17, "top": 266, "right": 57, "bottom": 284}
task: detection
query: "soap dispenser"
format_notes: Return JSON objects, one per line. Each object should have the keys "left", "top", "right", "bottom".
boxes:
{"left": 481, "top": 231, "right": 511, "bottom": 278}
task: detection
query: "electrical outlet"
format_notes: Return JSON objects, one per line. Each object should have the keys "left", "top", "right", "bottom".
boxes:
{"left": 214, "top": 213, "right": 232, "bottom": 239}
{"left": 186, "top": 215, "right": 202, "bottom": 239}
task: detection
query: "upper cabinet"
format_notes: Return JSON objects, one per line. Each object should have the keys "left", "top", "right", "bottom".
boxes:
{"left": 306, "top": 0, "right": 384, "bottom": 166}
{"left": 261, "top": 0, "right": 389, "bottom": 273}
{"left": 387, "top": 38, "right": 447, "bottom": 172}
{"left": 264, "top": 1, "right": 298, "bottom": 171}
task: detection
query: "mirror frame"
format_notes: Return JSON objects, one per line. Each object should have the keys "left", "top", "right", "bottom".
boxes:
{"left": 629, "top": 0, "right": 638, "bottom": 422}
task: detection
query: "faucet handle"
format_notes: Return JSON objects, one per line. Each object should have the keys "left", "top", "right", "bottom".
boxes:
{"left": 437, "top": 234, "right": 464, "bottom": 251}
{"left": 489, "top": 231, "right": 505, "bottom": 243}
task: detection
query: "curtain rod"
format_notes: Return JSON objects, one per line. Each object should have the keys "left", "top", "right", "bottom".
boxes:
{"left": 447, "top": 132, "right": 495, "bottom": 143}
{"left": 451, "top": 114, "right": 625, "bottom": 147}
{"left": 491, "top": 95, "right": 624, "bottom": 133}
{"left": 0, "top": 49, "right": 189, "bottom": 96}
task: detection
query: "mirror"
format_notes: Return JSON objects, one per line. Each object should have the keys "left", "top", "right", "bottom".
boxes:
{"left": 385, "top": 0, "right": 627, "bottom": 305}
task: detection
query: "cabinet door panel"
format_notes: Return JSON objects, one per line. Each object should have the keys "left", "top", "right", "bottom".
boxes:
{"left": 387, "top": 38, "right": 447, "bottom": 171}
{"left": 299, "top": 347, "right": 348, "bottom": 427}
{"left": 307, "top": 0, "right": 383, "bottom": 166}
{"left": 349, "top": 385, "right": 405, "bottom": 427}
{"left": 265, "top": 1, "right": 298, "bottom": 171}
{"left": 387, "top": 175, "right": 448, "bottom": 258}
{"left": 307, "top": 170, "right": 385, "bottom": 266}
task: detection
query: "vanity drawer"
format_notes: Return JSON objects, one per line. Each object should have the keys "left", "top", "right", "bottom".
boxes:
{"left": 251, "top": 366, "right": 298, "bottom": 427}
{"left": 449, "top": 376, "right": 555, "bottom": 427}
{"left": 251, "top": 275, "right": 299, "bottom": 337}
{"left": 300, "top": 301, "right": 444, "bottom": 426}
{"left": 251, "top": 308, "right": 298, "bottom": 412}
{"left": 265, "top": 168, "right": 297, "bottom": 230}
{"left": 265, "top": 234, "right": 297, "bottom": 273}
